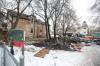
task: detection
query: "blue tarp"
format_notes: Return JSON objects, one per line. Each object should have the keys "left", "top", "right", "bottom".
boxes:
{"left": 92, "top": 32, "right": 100, "bottom": 38}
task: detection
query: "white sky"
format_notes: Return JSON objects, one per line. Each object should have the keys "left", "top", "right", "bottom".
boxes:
{"left": 6, "top": 0, "right": 95, "bottom": 17}
{"left": 71, "top": 0, "right": 96, "bottom": 25}
{"left": 6, "top": 0, "right": 97, "bottom": 26}
{"left": 72, "top": 0, "right": 95, "bottom": 16}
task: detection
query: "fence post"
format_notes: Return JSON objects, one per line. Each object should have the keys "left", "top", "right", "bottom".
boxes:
{"left": 3, "top": 42, "right": 20, "bottom": 66}
{"left": 19, "top": 55, "right": 24, "bottom": 66}
{"left": 0, "top": 42, "right": 4, "bottom": 66}
{"left": 19, "top": 46, "right": 24, "bottom": 66}
{"left": 3, "top": 42, "right": 6, "bottom": 66}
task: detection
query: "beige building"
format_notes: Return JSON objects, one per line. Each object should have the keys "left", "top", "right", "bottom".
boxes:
{"left": 34, "top": 19, "right": 46, "bottom": 38}
{"left": 76, "top": 21, "right": 89, "bottom": 35}
{"left": 7, "top": 10, "right": 46, "bottom": 39}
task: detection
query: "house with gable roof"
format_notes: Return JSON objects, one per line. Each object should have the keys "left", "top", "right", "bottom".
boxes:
{"left": 7, "top": 10, "right": 46, "bottom": 40}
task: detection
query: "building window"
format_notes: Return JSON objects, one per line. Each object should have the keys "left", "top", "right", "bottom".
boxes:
{"left": 40, "top": 30, "right": 42, "bottom": 32}
{"left": 31, "top": 28, "right": 33, "bottom": 33}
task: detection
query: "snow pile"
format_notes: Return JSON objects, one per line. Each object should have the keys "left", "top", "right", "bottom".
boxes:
{"left": 7, "top": 44, "right": 100, "bottom": 66}
{"left": 24, "top": 45, "right": 100, "bottom": 66}
{"left": 7, "top": 45, "right": 42, "bottom": 62}
{"left": 24, "top": 45, "right": 42, "bottom": 52}
{"left": 15, "top": 45, "right": 42, "bottom": 62}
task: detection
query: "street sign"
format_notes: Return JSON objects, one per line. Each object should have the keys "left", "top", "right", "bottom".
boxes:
{"left": 8, "top": 29, "right": 25, "bottom": 66}
{"left": 8, "top": 29, "right": 25, "bottom": 41}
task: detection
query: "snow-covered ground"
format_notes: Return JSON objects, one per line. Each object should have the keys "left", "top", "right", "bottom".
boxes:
{"left": 9, "top": 44, "right": 100, "bottom": 66}
{"left": 7, "top": 45, "right": 43, "bottom": 62}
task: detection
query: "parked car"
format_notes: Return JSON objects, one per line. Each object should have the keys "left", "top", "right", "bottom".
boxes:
{"left": 93, "top": 39, "right": 100, "bottom": 45}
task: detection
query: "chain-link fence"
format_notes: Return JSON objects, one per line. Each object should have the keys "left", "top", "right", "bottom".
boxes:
{"left": 0, "top": 42, "right": 20, "bottom": 66}
{"left": 4, "top": 45, "right": 19, "bottom": 66}
{"left": 0, "top": 44, "right": 4, "bottom": 66}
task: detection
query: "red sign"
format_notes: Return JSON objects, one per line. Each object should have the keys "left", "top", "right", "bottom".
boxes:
{"left": 12, "top": 40, "right": 24, "bottom": 47}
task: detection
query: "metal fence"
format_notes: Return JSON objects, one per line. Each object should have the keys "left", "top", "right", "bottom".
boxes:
{"left": 0, "top": 45, "right": 4, "bottom": 66}
{"left": 4, "top": 46, "right": 19, "bottom": 66}
{"left": 0, "top": 42, "right": 20, "bottom": 66}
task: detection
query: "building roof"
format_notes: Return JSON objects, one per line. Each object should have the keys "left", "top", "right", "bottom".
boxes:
{"left": 7, "top": 9, "right": 45, "bottom": 25}
{"left": 34, "top": 19, "right": 45, "bottom": 25}
{"left": 7, "top": 9, "right": 30, "bottom": 20}
{"left": 82, "top": 21, "right": 88, "bottom": 28}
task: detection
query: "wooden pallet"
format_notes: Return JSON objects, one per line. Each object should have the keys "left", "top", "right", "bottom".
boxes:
{"left": 34, "top": 48, "right": 49, "bottom": 58}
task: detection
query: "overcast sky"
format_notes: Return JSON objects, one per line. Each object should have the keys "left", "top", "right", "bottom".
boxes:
{"left": 71, "top": 0, "right": 97, "bottom": 25}
{"left": 72, "top": 0, "right": 95, "bottom": 16}
{"left": 5, "top": 0, "right": 97, "bottom": 25}
{"left": 6, "top": 0, "right": 96, "bottom": 16}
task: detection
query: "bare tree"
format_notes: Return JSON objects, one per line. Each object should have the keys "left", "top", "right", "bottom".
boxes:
{"left": 91, "top": 0, "right": 100, "bottom": 27}
{"left": 29, "top": 0, "right": 55, "bottom": 39}
{"left": 50, "top": 0, "right": 77, "bottom": 39}
{"left": 26, "top": 0, "right": 77, "bottom": 40}
{"left": 0, "top": 0, "right": 33, "bottom": 29}
{"left": 50, "top": 0, "right": 69, "bottom": 40}
{"left": 56, "top": 9, "right": 77, "bottom": 37}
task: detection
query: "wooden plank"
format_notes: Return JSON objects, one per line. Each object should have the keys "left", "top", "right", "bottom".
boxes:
{"left": 34, "top": 48, "right": 49, "bottom": 58}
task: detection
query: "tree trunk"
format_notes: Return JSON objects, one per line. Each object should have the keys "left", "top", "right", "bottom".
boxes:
{"left": 47, "top": 18, "right": 51, "bottom": 39}
{"left": 54, "top": 9, "right": 57, "bottom": 41}
{"left": 44, "top": 0, "right": 50, "bottom": 39}
{"left": 62, "top": 23, "right": 65, "bottom": 37}
{"left": 54, "top": 20, "right": 57, "bottom": 41}
{"left": 11, "top": 0, "right": 32, "bottom": 29}
{"left": 33, "top": 19, "right": 35, "bottom": 38}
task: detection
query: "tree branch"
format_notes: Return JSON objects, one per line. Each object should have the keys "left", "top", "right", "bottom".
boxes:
{"left": 20, "top": 0, "right": 32, "bottom": 15}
